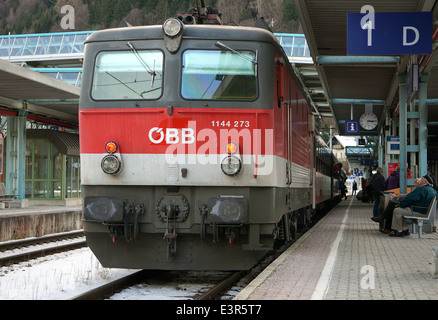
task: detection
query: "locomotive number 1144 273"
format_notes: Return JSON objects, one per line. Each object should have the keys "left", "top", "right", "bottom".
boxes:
{"left": 211, "top": 120, "right": 250, "bottom": 128}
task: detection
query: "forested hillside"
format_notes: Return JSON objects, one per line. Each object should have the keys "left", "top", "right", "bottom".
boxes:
{"left": 0, "top": 0, "right": 300, "bottom": 35}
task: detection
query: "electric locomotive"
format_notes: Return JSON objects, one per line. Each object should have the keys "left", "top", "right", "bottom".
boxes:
{"left": 79, "top": 7, "right": 341, "bottom": 270}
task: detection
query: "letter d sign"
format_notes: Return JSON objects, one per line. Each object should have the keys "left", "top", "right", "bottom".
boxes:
{"left": 403, "top": 26, "right": 419, "bottom": 46}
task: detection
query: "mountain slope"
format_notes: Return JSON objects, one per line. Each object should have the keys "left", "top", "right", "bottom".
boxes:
{"left": 0, "top": 0, "right": 300, "bottom": 34}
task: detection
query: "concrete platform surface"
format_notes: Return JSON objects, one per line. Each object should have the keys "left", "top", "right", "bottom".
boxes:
{"left": 235, "top": 198, "right": 438, "bottom": 300}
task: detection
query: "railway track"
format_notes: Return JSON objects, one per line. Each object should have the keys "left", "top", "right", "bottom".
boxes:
{"left": 68, "top": 212, "right": 324, "bottom": 300}
{"left": 70, "top": 270, "right": 243, "bottom": 300}
{"left": 0, "top": 230, "right": 86, "bottom": 266}
{"left": 0, "top": 203, "right": 330, "bottom": 300}
{"left": 70, "top": 270, "right": 150, "bottom": 300}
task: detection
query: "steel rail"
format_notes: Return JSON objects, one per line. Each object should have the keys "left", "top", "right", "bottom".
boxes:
{"left": 69, "top": 270, "right": 149, "bottom": 300}
{"left": 70, "top": 270, "right": 243, "bottom": 300}
{"left": 195, "top": 271, "right": 243, "bottom": 300}
{"left": 0, "top": 234, "right": 86, "bottom": 266}
{"left": 0, "top": 230, "right": 84, "bottom": 251}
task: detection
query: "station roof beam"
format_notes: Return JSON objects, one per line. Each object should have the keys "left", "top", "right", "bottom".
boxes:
{"left": 293, "top": 0, "right": 438, "bottom": 170}
{"left": 0, "top": 59, "right": 80, "bottom": 129}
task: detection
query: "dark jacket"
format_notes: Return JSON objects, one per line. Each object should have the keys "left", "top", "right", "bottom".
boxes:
{"left": 384, "top": 170, "right": 400, "bottom": 190}
{"left": 372, "top": 172, "right": 385, "bottom": 195}
{"left": 400, "top": 185, "right": 437, "bottom": 213}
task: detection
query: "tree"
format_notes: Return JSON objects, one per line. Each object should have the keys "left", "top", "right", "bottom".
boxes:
{"left": 283, "top": 0, "right": 298, "bottom": 21}
{"left": 32, "top": 8, "right": 56, "bottom": 33}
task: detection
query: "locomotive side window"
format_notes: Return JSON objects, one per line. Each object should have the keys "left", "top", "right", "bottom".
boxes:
{"left": 181, "top": 50, "right": 257, "bottom": 100}
{"left": 91, "top": 50, "right": 163, "bottom": 100}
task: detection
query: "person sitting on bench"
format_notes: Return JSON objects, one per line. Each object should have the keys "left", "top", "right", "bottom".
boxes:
{"left": 389, "top": 177, "right": 437, "bottom": 237}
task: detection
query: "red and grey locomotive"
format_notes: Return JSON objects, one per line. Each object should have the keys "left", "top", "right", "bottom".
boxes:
{"left": 79, "top": 7, "right": 342, "bottom": 270}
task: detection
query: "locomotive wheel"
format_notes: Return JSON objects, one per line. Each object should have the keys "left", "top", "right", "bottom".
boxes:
{"left": 289, "top": 213, "right": 298, "bottom": 240}
{"left": 274, "top": 212, "right": 297, "bottom": 249}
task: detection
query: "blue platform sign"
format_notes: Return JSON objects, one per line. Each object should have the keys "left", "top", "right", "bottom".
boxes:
{"left": 347, "top": 12, "right": 432, "bottom": 55}
{"left": 345, "top": 120, "right": 360, "bottom": 135}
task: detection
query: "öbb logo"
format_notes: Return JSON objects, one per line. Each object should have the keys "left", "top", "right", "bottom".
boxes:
{"left": 148, "top": 127, "right": 195, "bottom": 145}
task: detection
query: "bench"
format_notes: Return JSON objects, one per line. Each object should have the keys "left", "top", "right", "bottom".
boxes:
{"left": 403, "top": 196, "right": 437, "bottom": 238}
{"left": 0, "top": 183, "right": 20, "bottom": 208}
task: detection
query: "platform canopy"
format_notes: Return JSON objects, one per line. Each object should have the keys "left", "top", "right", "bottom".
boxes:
{"left": 0, "top": 58, "right": 80, "bottom": 129}
{"left": 294, "top": 0, "right": 438, "bottom": 147}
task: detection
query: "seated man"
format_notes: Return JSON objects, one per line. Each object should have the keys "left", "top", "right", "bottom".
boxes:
{"left": 389, "top": 177, "right": 437, "bottom": 237}
{"left": 372, "top": 198, "right": 397, "bottom": 233}
{"left": 372, "top": 191, "right": 407, "bottom": 233}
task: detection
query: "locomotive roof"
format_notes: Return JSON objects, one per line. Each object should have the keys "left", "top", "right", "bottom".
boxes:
{"left": 85, "top": 24, "right": 279, "bottom": 46}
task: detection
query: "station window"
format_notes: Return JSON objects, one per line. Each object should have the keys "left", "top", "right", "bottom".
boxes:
{"left": 26, "top": 139, "right": 62, "bottom": 199}
{"left": 66, "top": 155, "right": 81, "bottom": 198}
{"left": 25, "top": 138, "right": 80, "bottom": 200}
{"left": 92, "top": 50, "right": 163, "bottom": 100}
{"left": 181, "top": 50, "right": 257, "bottom": 100}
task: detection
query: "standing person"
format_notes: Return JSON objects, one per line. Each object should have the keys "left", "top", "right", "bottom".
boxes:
{"left": 384, "top": 166, "right": 400, "bottom": 191}
{"left": 361, "top": 179, "right": 367, "bottom": 202}
{"left": 372, "top": 167, "right": 385, "bottom": 218}
{"left": 352, "top": 180, "right": 357, "bottom": 196}
{"left": 339, "top": 178, "right": 347, "bottom": 200}
{"left": 362, "top": 179, "right": 371, "bottom": 203}
{"left": 389, "top": 177, "right": 437, "bottom": 237}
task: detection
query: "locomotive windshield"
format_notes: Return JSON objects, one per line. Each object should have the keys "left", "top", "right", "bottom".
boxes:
{"left": 181, "top": 50, "right": 257, "bottom": 100}
{"left": 91, "top": 50, "right": 163, "bottom": 100}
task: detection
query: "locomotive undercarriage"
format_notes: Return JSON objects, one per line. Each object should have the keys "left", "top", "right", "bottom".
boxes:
{"left": 82, "top": 185, "right": 312, "bottom": 270}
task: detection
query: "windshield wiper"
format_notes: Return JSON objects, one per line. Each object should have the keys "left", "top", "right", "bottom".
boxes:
{"left": 215, "top": 41, "right": 258, "bottom": 76}
{"left": 127, "top": 42, "right": 157, "bottom": 87}
{"left": 215, "top": 41, "right": 258, "bottom": 65}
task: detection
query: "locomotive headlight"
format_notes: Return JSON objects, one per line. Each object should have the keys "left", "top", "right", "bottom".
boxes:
{"left": 101, "top": 154, "right": 122, "bottom": 175}
{"left": 221, "top": 156, "right": 242, "bottom": 176}
{"left": 163, "top": 18, "right": 183, "bottom": 38}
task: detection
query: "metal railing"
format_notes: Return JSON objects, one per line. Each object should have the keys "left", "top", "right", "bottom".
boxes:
{"left": 0, "top": 31, "right": 309, "bottom": 59}
{"left": 0, "top": 31, "right": 93, "bottom": 60}
{"left": 274, "top": 33, "right": 310, "bottom": 58}
{"left": 29, "top": 67, "right": 82, "bottom": 87}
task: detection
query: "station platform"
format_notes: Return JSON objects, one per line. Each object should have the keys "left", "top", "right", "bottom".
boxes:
{"left": 0, "top": 204, "right": 82, "bottom": 242}
{"left": 235, "top": 197, "right": 438, "bottom": 300}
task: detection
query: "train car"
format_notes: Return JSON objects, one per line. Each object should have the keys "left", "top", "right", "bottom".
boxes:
{"left": 313, "top": 135, "right": 343, "bottom": 210}
{"left": 79, "top": 7, "right": 341, "bottom": 270}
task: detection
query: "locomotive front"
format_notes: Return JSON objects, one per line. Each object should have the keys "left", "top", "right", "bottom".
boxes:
{"left": 79, "top": 19, "right": 297, "bottom": 270}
